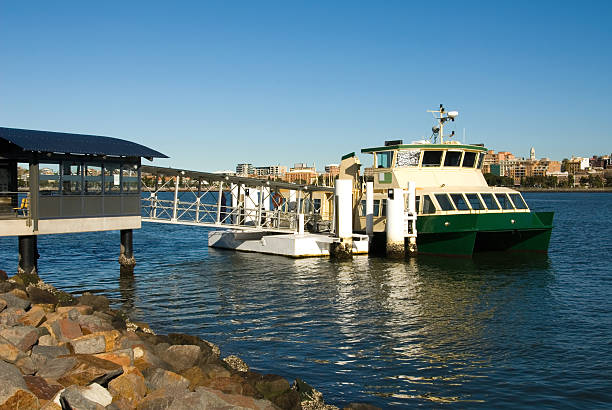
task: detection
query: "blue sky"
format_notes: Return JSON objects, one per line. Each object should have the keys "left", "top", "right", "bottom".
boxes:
{"left": 1, "top": 1, "right": 610, "bottom": 171}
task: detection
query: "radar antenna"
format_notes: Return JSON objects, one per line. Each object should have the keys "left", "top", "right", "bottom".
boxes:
{"left": 427, "top": 104, "right": 458, "bottom": 144}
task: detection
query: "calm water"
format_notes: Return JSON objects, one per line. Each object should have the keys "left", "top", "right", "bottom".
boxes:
{"left": 1, "top": 193, "right": 611, "bottom": 408}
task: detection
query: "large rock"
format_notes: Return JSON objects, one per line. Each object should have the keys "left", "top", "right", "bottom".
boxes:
{"left": 133, "top": 345, "right": 169, "bottom": 372}
{"left": 144, "top": 368, "right": 190, "bottom": 393}
{"left": 80, "top": 383, "right": 113, "bottom": 407}
{"left": 23, "top": 375, "right": 63, "bottom": 401}
{"left": 0, "top": 325, "right": 39, "bottom": 351}
{"left": 70, "top": 333, "right": 107, "bottom": 355}
{"left": 38, "top": 334, "right": 58, "bottom": 346}
{"left": 108, "top": 366, "right": 146, "bottom": 406}
{"left": 0, "top": 335, "right": 24, "bottom": 363}
{"left": 56, "top": 354, "right": 123, "bottom": 387}
{"left": 170, "top": 386, "right": 277, "bottom": 410}
{"left": 0, "top": 307, "right": 26, "bottom": 326}
{"left": 135, "top": 388, "right": 175, "bottom": 410}
{"left": 36, "top": 356, "right": 79, "bottom": 380}
{"left": 181, "top": 364, "right": 231, "bottom": 390}
{"left": 31, "top": 345, "right": 70, "bottom": 369}
{"left": 60, "top": 385, "right": 106, "bottom": 410}
{"left": 167, "top": 333, "right": 217, "bottom": 362}
{"left": 51, "top": 318, "right": 83, "bottom": 341}
{"left": 160, "top": 344, "right": 201, "bottom": 373}
{"left": 0, "top": 292, "right": 31, "bottom": 310}
{"left": 94, "top": 349, "right": 134, "bottom": 368}
{"left": 18, "top": 305, "right": 47, "bottom": 327}
{"left": 252, "top": 373, "right": 291, "bottom": 400}
{"left": 26, "top": 287, "right": 59, "bottom": 305}
{"left": 0, "top": 360, "right": 39, "bottom": 409}
{"left": 15, "top": 355, "right": 37, "bottom": 375}
{"left": 78, "top": 293, "right": 110, "bottom": 312}
{"left": 78, "top": 314, "right": 114, "bottom": 334}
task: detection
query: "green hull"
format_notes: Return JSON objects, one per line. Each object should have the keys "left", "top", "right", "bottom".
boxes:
{"left": 414, "top": 211, "right": 553, "bottom": 256}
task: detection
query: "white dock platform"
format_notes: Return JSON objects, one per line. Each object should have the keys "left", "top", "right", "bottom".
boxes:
{"left": 208, "top": 230, "right": 368, "bottom": 258}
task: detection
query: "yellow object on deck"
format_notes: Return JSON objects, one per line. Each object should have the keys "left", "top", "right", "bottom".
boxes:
{"left": 13, "top": 198, "right": 28, "bottom": 216}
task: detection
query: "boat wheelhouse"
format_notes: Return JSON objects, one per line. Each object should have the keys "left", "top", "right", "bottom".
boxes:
{"left": 344, "top": 105, "right": 553, "bottom": 256}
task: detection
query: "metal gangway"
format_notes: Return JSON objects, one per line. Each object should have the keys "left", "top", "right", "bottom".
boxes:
{"left": 140, "top": 165, "right": 334, "bottom": 233}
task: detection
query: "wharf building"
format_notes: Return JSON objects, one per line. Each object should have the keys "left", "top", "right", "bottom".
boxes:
{"left": 0, "top": 127, "right": 167, "bottom": 275}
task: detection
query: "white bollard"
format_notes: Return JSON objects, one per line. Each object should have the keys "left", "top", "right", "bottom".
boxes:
{"left": 386, "top": 188, "right": 405, "bottom": 258}
{"left": 331, "top": 179, "right": 353, "bottom": 259}
{"left": 366, "top": 181, "right": 374, "bottom": 238}
{"left": 406, "top": 181, "right": 418, "bottom": 254}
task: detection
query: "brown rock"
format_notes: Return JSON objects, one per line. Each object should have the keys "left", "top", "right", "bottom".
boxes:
{"left": 0, "top": 335, "right": 23, "bottom": 363}
{"left": 37, "top": 334, "right": 58, "bottom": 346}
{"left": 272, "top": 389, "right": 301, "bottom": 410}
{"left": 133, "top": 345, "right": 169, "bottom": 372}
{"left": 0, "top": 298, "right": 6, "bottom": 312}
{"left": 26, "top": 287, "right": 59, "bottom": 305}
{"left": 23, "top": 375, "right": 63, "bottom": 401}
{"left": 60, "top": 385, "right": 106, "bottom": 410}
{"left": 0, "top": 292, "right": 30, "bottom": 310}
{"left": 0, "top": 325, "right": 39, "bottom": 352}
{"left": 69, "top": 334, "right": 106, "bottom": 355}
{"left": 135, "top": 388, "right": 174, "bottom": 410}
{"left": 94, "top": 349, "right": 134, "bottom": 369}
{"left": 181, "top": 364, "right": 231, "bottom": 390}
{"left": 254, "top": 374, "right": 291, "bottom": 399}
{"left": 18, "top": 305, "right": 47, "bottom": 327}
{"left": 206, "top": 374, "right": 261, "bottom": 397}
{"left": 0, "top": 269, "right": 8, "bottom": 281}
{"left": 0, "top": 360, "right": 40, "bottom": 409}
{"left": 57, "top": 305, "right": 93, "bottom": 316}
{"left": 9, "top": 288, "right": 29, "bottom": 300}
{"left": 15, "top": 355, "right": 37, "bottom": 375}
{"left": 78, "top": 314, "right": 114, "bottom": 334}
{"left": 144, "top": 368, "right": 190, "bottom": 393}
{"left": 51, "top": 318, "right": 83, "bottom": 341}
{"left": 56, "top": 354, "right": 123, "bottom": 387}
{"left": 171, "top": 386, "right": 277, "bottom": 410}
{"left": 78, "top": 293, "right": 110, "bottom": 312}
{"left": 108, "top": 366, "right": 146, "bottom": 406}
{"left": 36, "top": 356, "right": 79, "bottom": 380}
{"left": 161, "top": 344, "right": 201, "bottom": 373}
{"left": 0, "top": 307, "right": 26, "bottom": 326}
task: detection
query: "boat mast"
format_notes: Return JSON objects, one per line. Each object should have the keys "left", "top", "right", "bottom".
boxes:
{"left": 427, "top": 104, "right": 458, "bottom": 144}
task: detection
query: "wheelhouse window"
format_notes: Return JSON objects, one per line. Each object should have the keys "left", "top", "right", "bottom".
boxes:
{"left": 509, "top": 193, "right": 528, "bottom": 209}
{"left": 480, "top": 193, "right": 499, "bottom": 210}
{"left": 450, "top": 193, "right": 470, "bottom": 210}
{"left": 462, "top": 152, "right": 477, "bottom": 168}
{"left": 435, "top": 194, "right": 455, "bottom": 211}
{"left": 466, "top": 193, "right": 484, "bottom": 210}
{"left": 361, "top": 200, "right": 367, "bottom": 216}
{"left": 104, "top": 164, "right": 121, "bottom": 194}
{"left": 415, "top": 196, "right": 421, "bottom": 213}
{"left": 495, "top": 193, "right": 514, "bottom": 210}
{"left": 85, "top": 164, "right": 102, "bottom": 194}
{"left": 396, "top": 150, "right": 420, "bottom": 167}
{"left": 422, "top": 151, "right": 443, "bottom": 167}
{"left": 476, "top": 153, "right": 484, "bottom": 169}
{"left": 373, "top": 200, "right": 381, "bottom": 217}
{"left": 444, "top": 151, "right": 462, "bottom": 167}
{"left": 122, "top": 164, "right": 140, "bottom": 193}
{"left": 376, "top": 151, "right": 393, "bottom": 168}
{"left": 39, "top": 163, "right": 60, "bottom": 195}
{"left": 421, "top": 195, "right": 436, "bottom": 214}
{"left": 381, "top": 199, "right": 387, "bottom": 216}
{"left": 62, "top": 162, "right": 82, "bottom": 195}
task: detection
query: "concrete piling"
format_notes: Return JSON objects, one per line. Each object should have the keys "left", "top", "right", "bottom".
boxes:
{"left": 385, "top": 188, "right": 405, "bottom": 258}
{"left": 330, "top": 179, "right": 353, "bottom": 259}
{"left": 119, "top": 229, "right": 136, "bottom": 269}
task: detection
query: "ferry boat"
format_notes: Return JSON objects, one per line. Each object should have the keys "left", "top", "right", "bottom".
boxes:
{"left": 340, "top": 105, "right": 554, "bottom": 256}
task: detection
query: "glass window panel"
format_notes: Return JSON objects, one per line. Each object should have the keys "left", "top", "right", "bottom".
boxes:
{"left": 376, "top": 151, "right": 393, "bottom": 168}
{"left": 396, "top": 150, "right": 420, "bottom": 167}
{"left": 466, "top": 193, "right": 484, "bottom": 210}
{"left": 422, "top": 195, "right": 436, "bottom": 214}
{"left": 480, "top": 193, "right": 499, "bottom": 210}
{"left": 509, "top": 193, "right": 528, "bottom": 209}
{"left": 381, "top": 199, "right": 387, "bottom": 217}
{"left": 122, "top": 165, "right": 139, "bottom": 193}
{"left": 435, "top": 194, "right": 455, "bottom": 211}
{"left": 313, "top": 198, "right": 321, "bottom": 214}
{"left": 450, "top": 193, "right": 470, "bottom": 210}
{"left": 104, "top": 164, "right": 121, "bottom": 194}
{"left": 444, "top": 151, "right": 462, "bottom": 167}
{"left": 422, "top": 151, "right": 443, "bottom": 167}
{"left": 462, "top": 152, "right": 477, "bottom": 167}
{"left": 477, "top": 153, "right": 484, "bottom": 169}
{"left": 495, "top": 193, "right": 514, "bottom": 209}
{"left": 373, "top": 200, "right": 380, "bottom": 217}
{"left": 361, "top": 200, "right": 366, "bottom": 216}
{"left": 16, "top": 163, "right": 29, "bottom": 189}
{"left": 62, "top": 162, "right": 82, "bottom": 195}
{"left": 39, "top": 163, "right": 60, "bottom": 195}
{"left": 415, "top": 196, "right": 421, "bottom": 214}
{"left": 85, "top": 164, "right": 102, "bottom": 194}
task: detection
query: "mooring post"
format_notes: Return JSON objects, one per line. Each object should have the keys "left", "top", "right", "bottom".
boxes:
{"left": 386, "top": 188, "right": 405, "bottom": 258}
{"left": 330, "top": 179, "right": 353, "bottom": 259}
{"left": 119, "top": 229, "right": 136, "bottom": 269}
{"left": 216, "top": 181, "right": 223, "bottom": 224}
{"left": 18, "top": 235, "right": 39, "bottom": 279}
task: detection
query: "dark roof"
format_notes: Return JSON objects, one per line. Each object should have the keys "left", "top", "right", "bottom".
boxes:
{"left": 0, "top": 127, "right": 168, "bottom": 158}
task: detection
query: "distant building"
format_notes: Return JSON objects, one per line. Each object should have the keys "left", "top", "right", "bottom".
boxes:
{"left": 285, "top": 163, "right": 317, "bottom": 184}
{"left": 235, "top": 163, "right": 253, "bottom": 176}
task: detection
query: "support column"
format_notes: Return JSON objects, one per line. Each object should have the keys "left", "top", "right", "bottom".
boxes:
{"left": 330, "top": 179, "right": 353, "bottom": 259}
{"left": 216, "top": 181, "right": 223, "bottom": 224}
{"left": 366, "top": 181, "right": 374, "bottom": 238}
{"left": 18, "top": 235, "right": 39, "bottom": 280}
{"left": 386, "top": 188, "right": 405, "bottom": 258}
{"left": 119, "top": 229, "right": 136, "bottom": 269}
{"left": 172, "top": 175, "right": 180, "bottom": 222}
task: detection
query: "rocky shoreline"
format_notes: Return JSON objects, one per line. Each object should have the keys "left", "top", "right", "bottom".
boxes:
{"left": 0, "top": 269, "right": 379, "bottom": 410}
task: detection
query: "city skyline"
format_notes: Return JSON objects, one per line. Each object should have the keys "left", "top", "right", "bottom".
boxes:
{"left": 1, "top": 1, "right": 610, "bottom": 171}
